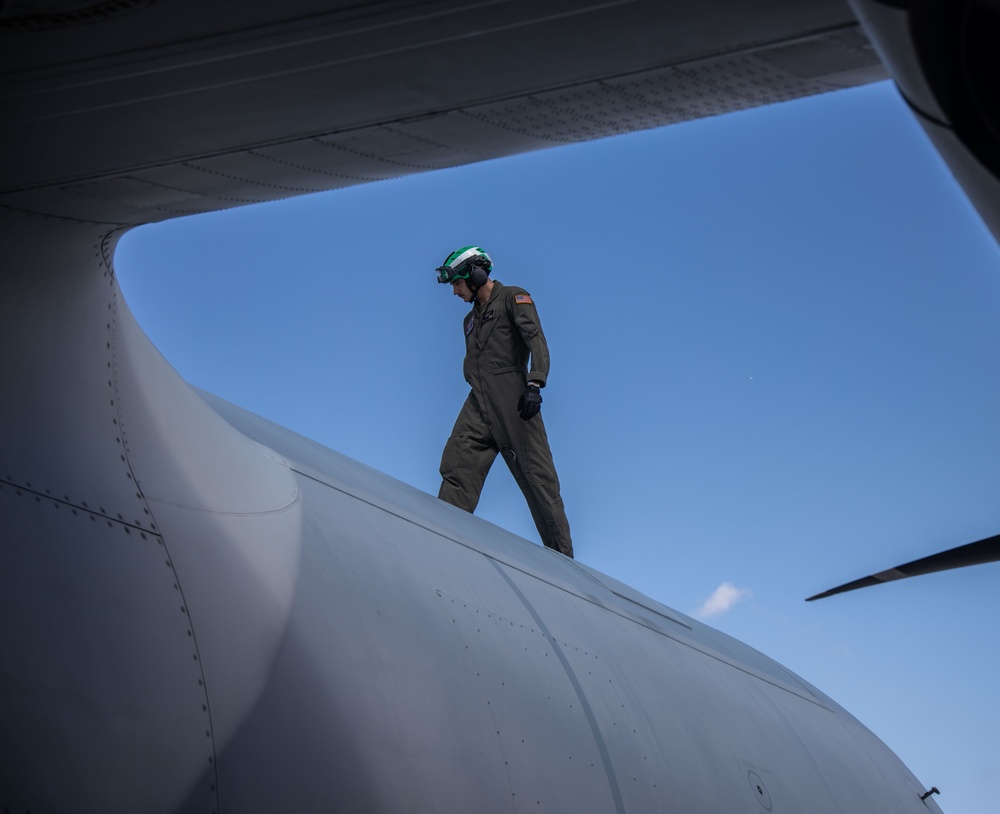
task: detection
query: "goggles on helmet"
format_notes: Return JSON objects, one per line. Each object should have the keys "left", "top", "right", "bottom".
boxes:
{"left": 436, "top": 246, "right": 490, "bottom": 284}
{"left": 436, "top": 264, "right": 468, "bottom": 284}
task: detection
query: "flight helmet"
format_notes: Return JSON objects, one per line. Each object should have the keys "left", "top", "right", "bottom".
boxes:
{"left": 436, "top": 246, "right": 492, "bottom": 289}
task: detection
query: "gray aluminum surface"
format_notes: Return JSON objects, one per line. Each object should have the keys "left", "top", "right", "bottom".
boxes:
{"left": 0, "top": 213, "right": 943, "bottom": 811}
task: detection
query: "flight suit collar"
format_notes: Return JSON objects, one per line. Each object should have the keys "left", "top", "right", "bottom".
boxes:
{"left": 475, "top": 280, "right": 503, "bottom": 311}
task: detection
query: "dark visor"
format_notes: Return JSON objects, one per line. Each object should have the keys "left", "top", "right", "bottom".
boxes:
{"left": 437, "top": 265, "right": 465, "bottom": 284}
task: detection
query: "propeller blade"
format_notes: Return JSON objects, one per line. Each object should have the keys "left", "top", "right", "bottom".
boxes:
{"left": 806, "top": 533, "right": 1000, "bottom": 601}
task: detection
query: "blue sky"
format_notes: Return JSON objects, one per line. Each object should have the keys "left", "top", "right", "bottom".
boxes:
{"left": 117, "top": 80, "right": 1000, "bottom": 814}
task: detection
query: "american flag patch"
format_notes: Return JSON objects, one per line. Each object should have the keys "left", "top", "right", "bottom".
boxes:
{"left": 515, "top": 294, "right": 533, "bottom": 305}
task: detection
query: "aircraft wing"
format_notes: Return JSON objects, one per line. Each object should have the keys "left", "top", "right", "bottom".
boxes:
{"left": 1, "top": 1, "right": 883, "bottom": 226}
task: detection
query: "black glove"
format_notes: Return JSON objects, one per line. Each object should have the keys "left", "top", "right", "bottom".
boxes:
{"left": 517, "top": 385, "right": 542, "bottom": 420}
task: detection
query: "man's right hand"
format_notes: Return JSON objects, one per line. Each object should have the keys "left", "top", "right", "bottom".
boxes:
{"left": 517, "top": 385, "right": 542, "bottom": 420}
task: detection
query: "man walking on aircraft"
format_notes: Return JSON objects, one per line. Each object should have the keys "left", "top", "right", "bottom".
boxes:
{"left": 435, "top": 246, "right": 574, "bottom": 559}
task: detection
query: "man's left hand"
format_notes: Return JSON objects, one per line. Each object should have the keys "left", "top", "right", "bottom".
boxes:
{"left": 517, "top": 385, "right": 542, "bottom": 420}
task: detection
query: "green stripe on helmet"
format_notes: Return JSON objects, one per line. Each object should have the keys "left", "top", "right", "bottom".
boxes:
{"left": 436, "top": 245, "right": 491, "bottom": 283}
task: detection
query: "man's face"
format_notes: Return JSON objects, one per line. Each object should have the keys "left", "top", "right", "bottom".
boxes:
{"left": 451, "top": 278, "right": 474, "bottom": 302}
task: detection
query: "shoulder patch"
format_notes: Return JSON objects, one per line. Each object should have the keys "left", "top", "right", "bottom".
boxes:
{"left": 464, "top": 314, "right": 475, "bottom": 335}
{"left": 514, "top": 293, "right": 533, "bottom": 305}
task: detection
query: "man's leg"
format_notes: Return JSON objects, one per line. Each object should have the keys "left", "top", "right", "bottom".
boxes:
{"left": 438, "top": 395, "right": 498, "bottom": 513}
{"left": 503, "top": 415, "right": 574, "bottom": 558}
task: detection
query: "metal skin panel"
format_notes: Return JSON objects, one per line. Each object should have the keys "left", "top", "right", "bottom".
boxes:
{"left": 438, "top": 587, "right": 621, "bottom": 811}
{"left": 210, "top": 478, "right": 518, "bottom": 811}
{"left": 0, "top": 215, "right": 151, "bottom": 533}
{"left": 110, "top": 276, "right": 299, "bottom": 514}
{"left": 177, "top": 467, "right": 929, "bottom": 813}
{"left": 196, "top": 386, "right": 942, "bottom": 812}
{"left": 189, "top": 469, "right": 944, "bottom": 813}
{"left": 140, "top": 504, "right": 303, "bottom": 750}
{"left": 0, "top": 213, "right": 303, "bottom": 811}
{"left": 0, "top": 1, "right": 863, "bottom": 189}
{"left": 0, "top": 2, "right": 882, "bottom": 224}
{"left": 0, "top": 210, "right": 948, "bottom": 811}
{"left": 0, "top": 478, "right": 216, "bottom": 814}
{"left": 497, "top": 564, "right": 933, "bottom": 814}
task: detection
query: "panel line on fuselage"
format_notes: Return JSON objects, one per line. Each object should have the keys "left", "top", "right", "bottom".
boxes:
{"left": 489, "top": 558, "right": 626, "bottom": 814}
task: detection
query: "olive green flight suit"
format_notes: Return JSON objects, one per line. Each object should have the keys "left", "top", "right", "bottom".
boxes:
{"left": 438, "top": 281, "right": 574, "bottom": 558}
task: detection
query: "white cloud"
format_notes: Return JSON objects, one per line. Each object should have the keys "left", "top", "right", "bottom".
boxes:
{"left": 696, "top": 582, "right": 752, "bottom": 619}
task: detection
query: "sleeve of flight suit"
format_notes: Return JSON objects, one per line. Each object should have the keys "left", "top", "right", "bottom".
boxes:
{"left": 507, "top": 287, "right": 550, "bottom": 387}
